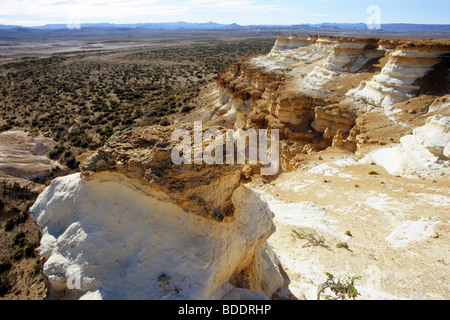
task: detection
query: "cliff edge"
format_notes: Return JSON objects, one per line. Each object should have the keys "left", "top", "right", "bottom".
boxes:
{"left": 30, "top": 123, "right": 286, "bottom": 300}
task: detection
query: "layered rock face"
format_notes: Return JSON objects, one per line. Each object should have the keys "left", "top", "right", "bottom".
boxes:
{"left": 348, "top": 43, "right": 450, "bottom": 110}
{"left": 31, "top": 124, "right": 285, "bottom": 300}
{"left": 311, "top": 104, "right": 357, "bottom": 137}
{"left": 271, "top": 34, "right": 312, "bottom": 51}
{"left": 304, "top": 38, "right": 383, "bottom": 92}
{"left": 0, "top": 130, "right": 60, "bottom": 181}
{"left": 209, "top": 35, "right": 450, "bottom": 161}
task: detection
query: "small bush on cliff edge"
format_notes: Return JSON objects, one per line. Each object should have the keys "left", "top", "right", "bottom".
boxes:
{"left": 317, "top": 272, "right": 361, "bottom": 300}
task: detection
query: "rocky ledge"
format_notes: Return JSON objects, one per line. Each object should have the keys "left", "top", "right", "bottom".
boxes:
{"left": 30, "top": 122, "right": 287, "bottom": 300}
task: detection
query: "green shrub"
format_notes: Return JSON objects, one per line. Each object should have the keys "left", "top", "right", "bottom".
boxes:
{"left": 4, "top": 218, "right": 15, "bottom": 231}
{"left": 0, "top": 257, "right": 12, "bottom": 274}
{"left": 292, "top": 228, "right": 329, "bottom": 249}
{"left": 159, "top": 118, "right": 171, "bottom": 126}
{"left": 65, "top": 156, "right": 80, "bottom": 170}
{"left": 24, "top": 242, "right": 38, "bottom": 258}
{"left": 336, "top": 242, "right": 350, "bottom": 250}
{"left": 317, "top": 272, "right": 361, "bottom": 300}
{"left": 122, "top": 117, "right": 134, "bottom": 126}
{"left": 4, "top": 211, "right": 28, "bottom": 232}
{"left": 0, "top": 274, "right": 11, "bottom": 296}
{"left": 13, "top": 248, "right": 24, "bottom": 261}
{"left": 32, "top": 259, "right": 42, "bottom": 276}
{"left": 12, "top": 232, "right": 27, "bottom": 247}
{"left": 16, "top": 211, "right": 28, "bottom": 224}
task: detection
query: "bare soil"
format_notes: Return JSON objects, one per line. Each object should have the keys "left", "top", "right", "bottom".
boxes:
{"left": 252, "top": 146, "right": 449, "bottom": 300}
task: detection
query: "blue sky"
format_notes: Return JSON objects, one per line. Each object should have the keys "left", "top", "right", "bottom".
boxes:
{"left": 0, "top": 0, "right": 448, "bottom": 27}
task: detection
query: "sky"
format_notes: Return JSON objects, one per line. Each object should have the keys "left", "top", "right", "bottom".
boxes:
{"left": 0, "top": 0, "right": 449, "bottom": 27}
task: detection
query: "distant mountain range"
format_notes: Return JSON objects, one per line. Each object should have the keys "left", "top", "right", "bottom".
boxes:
{"left": 0, "top": 22, "right": 239, "bottom": 30}
{"left": 0, "top": 21, "right": 236, "bottom": 30}
{"left": 0, "top": 21, "right": 449, "bottom": 38}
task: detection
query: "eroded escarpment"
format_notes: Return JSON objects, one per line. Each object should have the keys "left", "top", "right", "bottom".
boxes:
{"left": 348, "top": 42, "right": 450, "bottom": 109}
{"left": 205, "top": 35, "right": 450, "bottom": 170}
{"left": 30, "top": 122, "right": 287, "bottom": 300}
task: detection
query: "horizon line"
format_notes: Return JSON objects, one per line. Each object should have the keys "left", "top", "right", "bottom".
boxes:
{"left": 2, "top": 21, "right": 450, "bottom": 28}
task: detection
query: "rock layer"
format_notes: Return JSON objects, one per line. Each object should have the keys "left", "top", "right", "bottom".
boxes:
{"left": 208, "top": 35, "right": 450, "bottom": 161}
{"left": 361, "top": 115, "right": 450, "bottom": 177}
{"left": 30, "top": 123, "right": 285, "bottom": 300}
{"left": 348, "top": 43, "right": 450, "bottom": 110}
{"left": 0, "top": 130, "right": 60, "bottom": 181}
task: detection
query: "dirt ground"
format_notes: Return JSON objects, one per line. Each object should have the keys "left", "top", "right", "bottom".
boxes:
{"left": 251, "top": 147, "right": 449, "bottom": 300}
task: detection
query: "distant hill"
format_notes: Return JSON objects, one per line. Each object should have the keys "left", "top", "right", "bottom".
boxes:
{"left": 2, "top": 21, "right": 450, "bottom": 31}
{"left": 32, "top": 21, "right": 228, "bottom": 30}
{"left": 295, "top": 22, "right": 450, "bottom": 33}
{"left": 0, "top": 21, "right": 449, "bottom": 39}
{"left": 0, "top": 24, "right": 22, "bottom": 30}
{"left": 379, "top": 23, "right": 450, "bottom": 32}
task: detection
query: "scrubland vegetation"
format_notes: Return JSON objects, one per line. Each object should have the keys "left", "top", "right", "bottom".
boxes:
{"left": 0, "top": 38, "right": 274, "bottom": 168}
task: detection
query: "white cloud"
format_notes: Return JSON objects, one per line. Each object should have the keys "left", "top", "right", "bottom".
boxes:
{"left": 5, "top": 0, "right": 442, "bottom": 26}
{"left": 0, "top": 0, "right": 197, "bottom": 25}
{"left": 186, "top": 0, "right": 280, "bottom": 11}
{"left": 0, "top": 0, "right": 288, "bottom": 25}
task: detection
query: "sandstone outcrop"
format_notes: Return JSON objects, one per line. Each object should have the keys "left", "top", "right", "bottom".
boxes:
{"left": 311, "top": 104, "right": 357, "bottom": 137}
{"left": 30, "top": 123, "right": 286, "bottom": 300}
{"left": 348, "top": 42, "right": 450, "bottom": 110}
{"left": 207, "top": 35, "right": 450, "bottom": 161}
{"left": 0, "top": 130, "right": 60, "bottom": 181}
{"left": 361, "top": 115, "right": 450, "bottom": 178}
